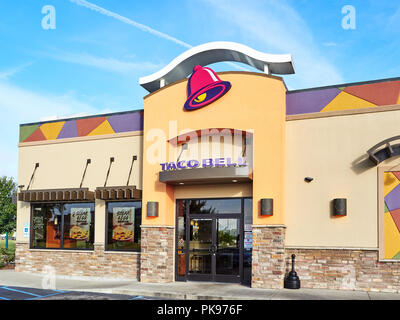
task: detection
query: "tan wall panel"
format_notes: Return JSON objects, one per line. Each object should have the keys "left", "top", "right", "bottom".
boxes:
{"left": 16, "top": 135, "right": 143, "bottom": 243}
{"left": 285, "top": 110, "right": 400, "bottom": 248}
{"left": 18, "top": 135, "right": 143, "bottom": 190}
{"left": 174, "top": 183, "right": 252, "bottom": 199}
{"left": 94, "top": 199, "right": 106, "bottom": 245}
{"left": 16, "top": 201, "right": 30, "bottom": 243}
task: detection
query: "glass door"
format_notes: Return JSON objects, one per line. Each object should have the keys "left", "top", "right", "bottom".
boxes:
{"left": 215, "top": 218, "right": 241, "bottom": 282}
{"left": 188, "top": 218, "right": 213, "bottom": 281}
{"left": 186, "top": 216, "right": 241, "bottom": 282}
{"left": 175, "top": 198, "right": 250, "bottom": 284}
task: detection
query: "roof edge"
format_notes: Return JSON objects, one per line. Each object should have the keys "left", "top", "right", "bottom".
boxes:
{"left": 287, "top": 76, "right": 400, "bottom": 94}
{"left": 20, "top": 108, "right": 144, "bottom": 127}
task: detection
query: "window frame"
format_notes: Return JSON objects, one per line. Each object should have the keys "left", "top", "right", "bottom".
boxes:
{"left": 174, "top": 196, "right": 252, "bottom": 282}
{"left": 104, "top": 200, "right": 142, "bottom": 252}
{"left": 29, "top": 201, "right": 95, "bottom": 251}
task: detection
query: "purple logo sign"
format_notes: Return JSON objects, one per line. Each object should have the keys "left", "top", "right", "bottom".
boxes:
{"left": 160, "top": 157, "right": 247, "bottom": 171}
{"left": 184, "top": 65, "right": 231, "bottom": 111}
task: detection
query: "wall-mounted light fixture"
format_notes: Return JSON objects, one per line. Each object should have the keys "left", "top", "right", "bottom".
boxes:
{"left": 261, "top": 198, "right": 273, "bottom": 216}
{"left": 304, "top": 177, "right": 313, "bottom": 183}
{"left": 147, "top": 201, "right": 159, "bottom": 217}
{"left": 333, "top": 198, "right": 347, "bottom": 216}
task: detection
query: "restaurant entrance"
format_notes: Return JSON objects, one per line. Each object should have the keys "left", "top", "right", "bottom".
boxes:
{"left": 175, "top": 198, "right": 252, "bottom": 284}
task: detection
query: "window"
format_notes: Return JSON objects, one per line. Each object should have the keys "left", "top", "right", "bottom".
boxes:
{"left": 106, "top": 201, "right": 142, "bottom": 251}
{"left": 188, "top": 198, "right": 242, "bottom": 214}
{"left": 31, "top": 203, "right": 95, "bottom": 250}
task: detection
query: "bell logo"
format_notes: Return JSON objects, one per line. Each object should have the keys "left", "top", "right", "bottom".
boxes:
{"left": 184, "top": 65, "right": 231, "bottom": 111}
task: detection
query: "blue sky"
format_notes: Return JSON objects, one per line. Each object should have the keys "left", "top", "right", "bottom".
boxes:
{"left": 1, "top": 0, "right": 400, "bottom": 179}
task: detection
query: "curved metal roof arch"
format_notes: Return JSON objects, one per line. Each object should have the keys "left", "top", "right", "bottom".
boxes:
{"left": 139, "top": 41, "right": 295, "bottom": 93}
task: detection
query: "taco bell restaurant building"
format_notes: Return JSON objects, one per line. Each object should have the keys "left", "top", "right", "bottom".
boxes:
{"left": 15, "top": 42, "right": 400, "bottom": 292}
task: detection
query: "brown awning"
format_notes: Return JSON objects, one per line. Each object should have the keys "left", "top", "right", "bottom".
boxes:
{"left": 95, "top": 186, "right": 142, "bottom": 200}
{"left": 18, "top": 188, "right": 95, "bottom": 202}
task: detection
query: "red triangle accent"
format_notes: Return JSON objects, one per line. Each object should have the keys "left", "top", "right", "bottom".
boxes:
{"left": 390, "top": 208, "right": 400, "bottom": 233}
{"left": 24, "top": 127, "right": 47, "bottom": 142}
{"left": 393, "top": 172, "right": 400, "bottom": 182}
{"left": 343, "top": 80, "right": 400, "bottom": 106}
{"left": 76, "top": 117, "right": 106, "bottom": 137}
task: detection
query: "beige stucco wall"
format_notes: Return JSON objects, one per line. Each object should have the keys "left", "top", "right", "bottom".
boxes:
{"left": 174, "top": 183, "right": 252, "bottom": 199}
{"left": 16, "top": 134, "right": 143, "bottom": 244}
{"left": 285, "top": 110, "right": 400, "bottom": 248}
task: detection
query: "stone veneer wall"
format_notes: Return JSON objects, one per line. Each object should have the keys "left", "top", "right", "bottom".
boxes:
{"left": 140, "top": 226, "right": 174, "bottom": 283}
{"left": 251, "top": 226, "right": 400, "bottom": 293}
{"left": 16, "top": 227, "right": 400, "bottom": 292}
{"left": 285, "top": 248, "right": 400, "bottom": 293}
{"left": 15, "top": 243, "right": 140, "bottom": 279}
{"left": 252, "top": 226, "right": 286, "bottom": 289}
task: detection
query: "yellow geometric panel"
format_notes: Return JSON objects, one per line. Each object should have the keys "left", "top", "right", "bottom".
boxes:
{"left": 384, "top": 172, "right": 400, "bottom": 197}
{"left": 397, "top": 92, "right": 400, "bottom": 105}
{"left": 87, "top": 120, "right": 115, "bottom": 136}
{"left": 321, "top": 91, "right": 376, "bottom": 112}
{"left": 40, "top": 121, "right": 66, "bottom": 140}
{"left": 384, "top": 211, "right": 400, "bottom": 259}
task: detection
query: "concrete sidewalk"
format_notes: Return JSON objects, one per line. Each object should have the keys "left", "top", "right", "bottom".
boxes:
{"left": 1, "top": 269, "right": 400, "bottom": 300}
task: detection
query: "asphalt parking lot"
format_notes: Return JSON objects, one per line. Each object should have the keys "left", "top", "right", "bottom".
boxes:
{"left": 0, "top": 286, "right": 164, "bottom": 300}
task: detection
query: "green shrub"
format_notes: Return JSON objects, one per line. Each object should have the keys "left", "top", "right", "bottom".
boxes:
{"left": 0, "top": 248, "right": 14, "bottom": 267}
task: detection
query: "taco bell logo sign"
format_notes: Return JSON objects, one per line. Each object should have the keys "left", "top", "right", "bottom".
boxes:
{"left": 160, "top": 157, "right": 247, "bottom": 171}
{"left": 184, "top": 65, "right": 231, "bottom": 111}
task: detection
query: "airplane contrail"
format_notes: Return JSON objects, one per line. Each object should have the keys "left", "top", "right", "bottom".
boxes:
{"left": 69, "top": 0, "right": 250, "bottom": 71}
{"left": 69, "top": 0, "right": 192, "bottom": 49}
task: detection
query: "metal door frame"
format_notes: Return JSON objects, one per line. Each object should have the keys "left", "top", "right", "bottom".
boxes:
{"left": 175, "top": 198, "right": 244, "bottom": 283}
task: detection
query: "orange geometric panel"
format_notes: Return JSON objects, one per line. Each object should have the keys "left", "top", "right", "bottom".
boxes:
{"left": 321, "top": 91, "right": 375, "bottom": 112}
{"left": 393, "top": 172, "right": 400, "bottom": 182}
{"left": 390, "top": 208, "right": 400, "bottom": 234}
{"left": 24, "top": 127, "right": 46, "bottom": 142}
{"left": 87, "top": 119, "right": 115, "bottom": 136}
{"left": 344, "top": 80, "right": 400, "bottom": 106}
{"left": 40, "top": 121, "right": 66, "bottom": 140}
{"left": 76, "top": 117, "right": 106, "bottom": 137}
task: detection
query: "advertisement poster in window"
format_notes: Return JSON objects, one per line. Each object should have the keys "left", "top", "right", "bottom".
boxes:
{"left": 32, "top": 214, "right": 44, "bottom": 240}
{"left": 69, "top": 208, "right": 91, "bottom": 241}
{"left": 112, "top": 207, "right": 135, "bottom": 242}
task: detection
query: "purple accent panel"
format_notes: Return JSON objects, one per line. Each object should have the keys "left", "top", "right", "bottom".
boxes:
{"left": 286, "top": 88, "right": 341, "bottom": 115}
{"left": 107, "top": 112, "right": 143, "bottom": 133}
{"left": 385, "top": 184, "right": 400, "bottom": 212}
{"left": 57, "top": 120, "right": 78, "bottom": 139}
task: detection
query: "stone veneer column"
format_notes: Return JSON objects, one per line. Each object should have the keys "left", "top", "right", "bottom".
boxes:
{"left": 252, "top": 225, "right": 286, "bottom": 289}
{"left": 140, "top": 226, "right": 175, "bottom": 283}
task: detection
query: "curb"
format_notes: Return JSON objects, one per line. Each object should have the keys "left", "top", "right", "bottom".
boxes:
{"left": 62, "top": 288, "right": 263, "bottom": 300}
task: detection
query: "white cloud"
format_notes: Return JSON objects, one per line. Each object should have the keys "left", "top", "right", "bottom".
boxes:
{"left": 0, "top": 81, "right": 97, "bottom": 122}
{"left": 323, "top": 42, "right": 338, "bottom": 47}
{"left": 202, "top": 0, "right": 344, "bottom": 88}
{"left": 0, "top": 62, "right": 33, "bottom": 80}
{"left": 43, "top": 51, "right": 162, "bottom": 74}
{"left": 68, "top": 0, "right": 251, "bottom": 72}
{"left": 0, "top": 79, "right": 107, "bottom": 179}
